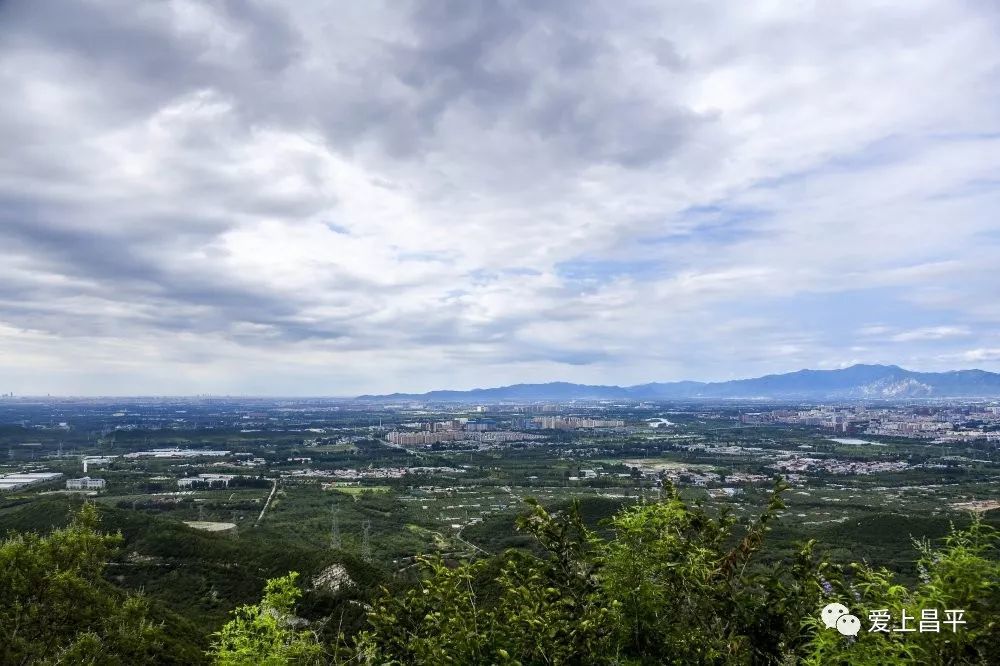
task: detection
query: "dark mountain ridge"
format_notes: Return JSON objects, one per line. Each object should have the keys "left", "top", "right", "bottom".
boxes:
{"left": 357, "top": 364, "right": 1000, "bottom": 401}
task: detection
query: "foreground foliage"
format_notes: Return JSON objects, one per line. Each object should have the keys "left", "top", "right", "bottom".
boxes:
{"left": 352, "top": 480, "right": 816, "bottom": 664}
{"left": 347, "top": 480, "right": 998, "bottom": 665}
{"left": 803, "top": 517, "right": 999, "bottom": 665}
{"left": 209, "top": 572, "right": 324, "bottom": 665}
{"left": 0, "top": 503, "right": 199, "bottom": 664}
{"left": 3, "top": 490, "right": 996, "bottom": 665}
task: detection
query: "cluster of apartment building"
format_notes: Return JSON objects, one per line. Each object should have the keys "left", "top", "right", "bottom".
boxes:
{"left": 386, "top": 430, "right": 545, "bottom": 446}
{"left": 387, "top": 431, "right": 465, "bottom": 445}
{"left": 533, "top": 416, "right": 625, "bottom": 429}
{"left": 740, "top": 409, "right": 862, "bottom": 431}
{"left": 741, "top": 405, "right": 1000, "bottom": 442}
{"left": 864, "top": 419, "right": 953, "bottom": 437}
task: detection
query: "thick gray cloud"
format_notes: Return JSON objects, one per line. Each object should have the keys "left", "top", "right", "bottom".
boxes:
{"left": 0, "top": 0, "right": 998, "bottom": 395}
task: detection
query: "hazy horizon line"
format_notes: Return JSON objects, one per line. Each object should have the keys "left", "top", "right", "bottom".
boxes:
{"left": 2, "top": 362, "right": 997, "bottom": 400}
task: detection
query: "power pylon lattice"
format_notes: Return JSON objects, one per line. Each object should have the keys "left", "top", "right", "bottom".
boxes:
{"left": 330, "top": 503, "right": 342, "bottom": 549}
{"left": 361, "top": 519, "right": 372, "bottom": 563}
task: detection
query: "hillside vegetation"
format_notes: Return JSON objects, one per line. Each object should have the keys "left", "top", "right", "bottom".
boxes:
{"left": 2, "top": 481, "right": 997, "bottom": 665}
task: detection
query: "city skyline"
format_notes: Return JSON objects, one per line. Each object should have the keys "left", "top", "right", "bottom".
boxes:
{"left": 1, "top": 1, "right": 999, "bottom": 395}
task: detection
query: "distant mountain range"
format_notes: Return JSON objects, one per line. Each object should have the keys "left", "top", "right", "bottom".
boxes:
{"left": 357, "top": 364, "right": 1000, "bottom": 402}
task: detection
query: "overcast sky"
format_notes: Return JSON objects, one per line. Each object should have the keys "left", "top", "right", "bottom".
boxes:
{"left": 1, "top": 1, "right": 999, "bottom": 396}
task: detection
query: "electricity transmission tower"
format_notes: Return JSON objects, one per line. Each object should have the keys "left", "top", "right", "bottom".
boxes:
{"left": 330, "top": 502, "right": 342, "bottom": 549}
{"left": 361, "top": 519, "right": 372, "bottom": 563}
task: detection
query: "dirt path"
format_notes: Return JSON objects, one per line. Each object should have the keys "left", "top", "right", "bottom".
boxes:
{"left": 255, "top": 478, "right": 278, "bottom": 526}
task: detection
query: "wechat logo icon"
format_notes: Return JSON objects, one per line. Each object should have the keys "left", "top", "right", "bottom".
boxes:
{"left": 822, "top": 603, "right": 849, "bottom": 628}
{"left": 822, "top": 603, "right": 861, "bottom": 636}
{"left": 836, "top": 614, "right": 861, "bottom": 636}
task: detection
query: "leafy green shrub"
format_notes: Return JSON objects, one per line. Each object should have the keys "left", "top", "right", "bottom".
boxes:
{"left": 0, "top": 503, "right": 194, "bottom": 664}
{"left": 803, "top": 517, "right": 998, "bottom": 665}
{"left": 351, "top": 480, "right": 820, "bottom": 664}
{"left": 210, "top": 572, "right": 324, "bottom": 665}
{"left": 344, "top": 481, "right": 998, "bottom": 665}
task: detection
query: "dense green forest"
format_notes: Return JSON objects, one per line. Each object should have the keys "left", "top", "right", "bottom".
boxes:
{"left": 2, "top": 481, "right": 997, "bottom": 665}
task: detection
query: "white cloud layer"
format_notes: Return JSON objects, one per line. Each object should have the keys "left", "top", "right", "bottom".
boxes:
{"left": 0, "top": 0, "right": 998, "bottom": 394}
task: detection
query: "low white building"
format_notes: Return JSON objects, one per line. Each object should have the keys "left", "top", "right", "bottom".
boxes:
{"left": 0, "top": 472, "right": 64, "bottom": 492}
{"left": 66, "top": 477, "right": 106, "bottom": 490}
{"left": 178, "top": 473, "right": 236, "bottom": 488}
